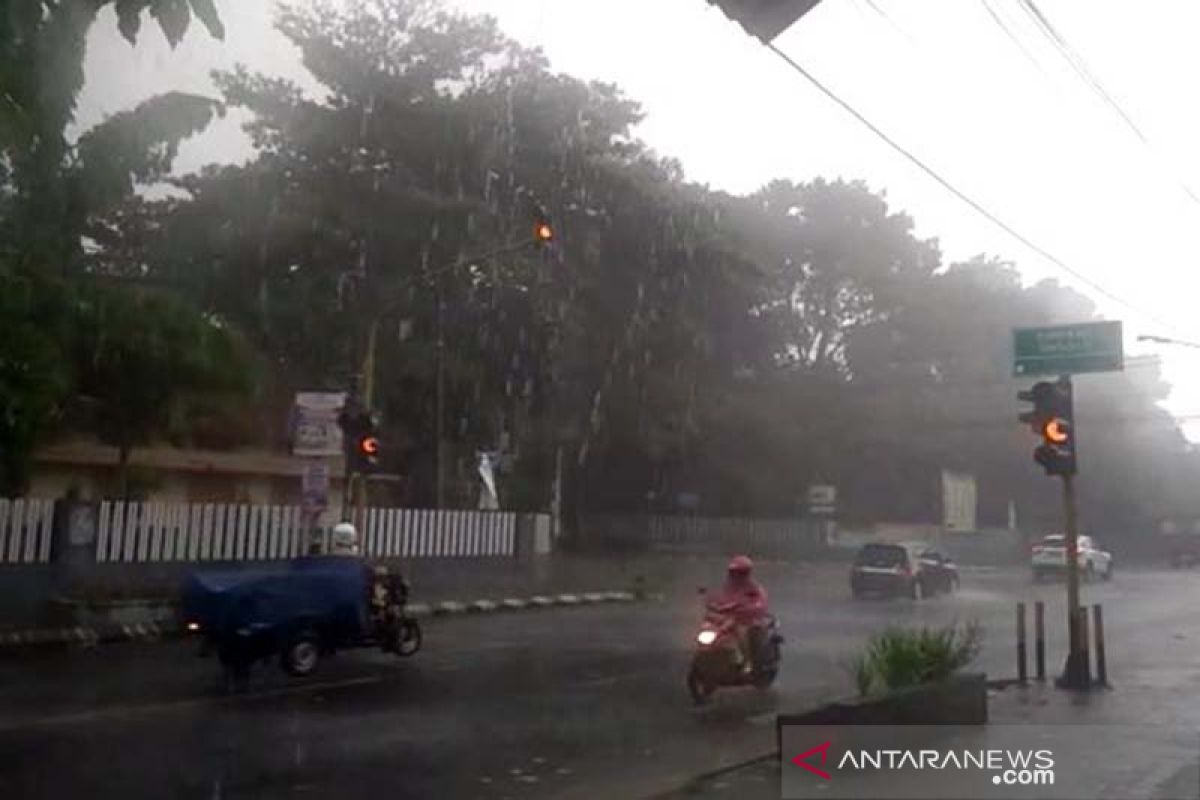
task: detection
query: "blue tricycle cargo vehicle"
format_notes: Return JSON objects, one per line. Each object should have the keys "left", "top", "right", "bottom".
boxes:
{"left": 181, "top": 555, "right": 422, "bottom": 678}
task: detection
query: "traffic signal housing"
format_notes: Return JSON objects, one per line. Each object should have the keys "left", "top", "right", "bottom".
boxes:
{"left": 533, "top": 206, "right": 554, "bottom": 246}
{"left": 706, "top": 0, "right": 825, "bottom": 43}
{"left": 1017, "top": 378, "right": 1075, "bottom": 476}
{"left": 339, "top": 407, "right": 382, "bottom": 474}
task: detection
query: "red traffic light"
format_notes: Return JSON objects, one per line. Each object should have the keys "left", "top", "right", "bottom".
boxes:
{"left": 534, "top": 222, "right": 554, "bottom": 243}
{"left": 359, "top": 436, "right": 380, "bottom": 457}
{"left": 1044, "top": 418, "right": 1070, "bottom": 444}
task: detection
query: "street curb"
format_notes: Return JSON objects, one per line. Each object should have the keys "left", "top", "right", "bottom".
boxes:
{"left": 0, "top": 588, "right": 655, "bottom": 654}
{"left": 641, "top": 750, "right": 777, "bottom": 799}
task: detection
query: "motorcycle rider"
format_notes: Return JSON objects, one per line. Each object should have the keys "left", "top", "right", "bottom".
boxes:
{"left": 712, "top": 555, "right": 769, "bottom": 674}
{"left": 370, "top": 564, "right": 410, "bottom": 652}
{"left": 329, "top": 521, "right": 361, "bottom": 555}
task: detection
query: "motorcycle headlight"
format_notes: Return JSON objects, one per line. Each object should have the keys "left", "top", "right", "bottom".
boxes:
{"left": 697, "top": 630, "right": 718, "bottom": 645}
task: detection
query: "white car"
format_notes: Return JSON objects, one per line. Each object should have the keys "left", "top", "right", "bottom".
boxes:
{"left": 1031, "top": 534, "right": 1113, "bottom": 582}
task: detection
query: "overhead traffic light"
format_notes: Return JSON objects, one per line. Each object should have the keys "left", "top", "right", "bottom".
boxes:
{"left": 533, "top": 205, "right": 554, "bottom": 245}
{"left": 1017, "top": 378, "right": 1075, "bottom": 476}
{"left": 706, "top": 0, "right": 826, "bottom": 44}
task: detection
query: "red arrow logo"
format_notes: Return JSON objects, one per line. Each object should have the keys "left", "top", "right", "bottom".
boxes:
{"left": 791, "top": 740, "right": 833, "bottom": 780}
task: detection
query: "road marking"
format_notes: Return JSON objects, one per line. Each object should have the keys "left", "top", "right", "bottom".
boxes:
{"left": 0, "top": 675, "right": 383, "bottom": 733}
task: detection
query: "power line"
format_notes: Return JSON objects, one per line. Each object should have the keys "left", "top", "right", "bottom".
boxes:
{"left": 1015, "top": 0, "right": 1200, "bottom": 209}
{"left": 856, "top": 0, "right": 912, "bottom": 43}
{"left": 978, "top": 0, "right": 1046, "bottom": 76}
{"left": 1018, "top": 0, "right": 1148, "bottom": 143}
{"left": 762, "top": 41, "right": 1186, "bottom": 336}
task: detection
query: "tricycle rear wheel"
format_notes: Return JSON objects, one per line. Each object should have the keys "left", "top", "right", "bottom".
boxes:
{"left": 281, "top": 631, "right": 321, "bottom": 677}
{"left": 393, "top": 618, "right": 421, "bottom": 657}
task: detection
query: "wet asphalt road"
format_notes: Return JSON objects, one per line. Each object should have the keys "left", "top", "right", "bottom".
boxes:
{"left": 0, "top": 560, "right": 1195, "bottom": 799}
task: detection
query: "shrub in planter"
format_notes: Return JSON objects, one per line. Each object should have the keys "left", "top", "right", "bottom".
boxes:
{"left": 849, "top": 621, "right": 982, "bottom": 697}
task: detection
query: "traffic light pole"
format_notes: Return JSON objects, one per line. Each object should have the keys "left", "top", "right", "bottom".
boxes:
{"left": 342, "top": 229, "right": 550, "bottom": 522}
{"left": 354, "top": 318, "right": 380, "bottom": 533}
{"left": 1059, "top": 469, "right": 1089, "bottom": 689}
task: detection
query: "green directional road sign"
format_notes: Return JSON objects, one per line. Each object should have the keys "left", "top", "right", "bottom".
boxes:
{"left": 1013, "top": 321, "right": 1124, "bottom": 377}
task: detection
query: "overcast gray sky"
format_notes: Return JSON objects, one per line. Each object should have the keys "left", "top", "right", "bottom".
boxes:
{"left": 76, "top": 0, "right": 1200, "bottom": 433}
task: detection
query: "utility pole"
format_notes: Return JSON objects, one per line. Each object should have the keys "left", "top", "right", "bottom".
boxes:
{"left": 345, "top": 218, "right": 553, "bottom": 513}
{"left": 355, "top": 319, "right": 379, "bottom": 531}
{"left": 435, "top": 273, "right": 447, "bottom": 509}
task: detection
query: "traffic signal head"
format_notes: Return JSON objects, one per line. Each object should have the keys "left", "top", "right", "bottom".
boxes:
{"left": 359, "top": 434, "right": 380, "bottom": 460}
{"left": 1017, "top": 378, "right": 1075, "bottom": 476}
{"left": 339, "top": 407, "right": 382, "bottom": 473}
{"left": 533, "top": 204, "right": 554, "bottom": 245}
{"left": 707, "top": 0, "right": 825, "bottom": 43}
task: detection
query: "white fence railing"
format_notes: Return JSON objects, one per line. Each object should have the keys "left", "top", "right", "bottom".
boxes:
{"left": 0, "top": 498, "right": 55, "bottom": 564}
{"left": 96, "top": 501, "right": 518, "bottom": 564}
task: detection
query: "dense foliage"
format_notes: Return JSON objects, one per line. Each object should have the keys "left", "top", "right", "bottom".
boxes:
{"left": 3, "top": 0, "right": 1197, "bottom": 538}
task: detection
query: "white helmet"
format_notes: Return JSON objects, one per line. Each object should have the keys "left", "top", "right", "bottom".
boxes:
{"left": 330, "top": 522, "right": 360, "bottom": 555}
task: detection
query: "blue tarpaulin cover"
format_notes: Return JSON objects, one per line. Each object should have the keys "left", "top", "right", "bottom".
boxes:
{"left": 181, "top": 556, "right": 370, "bottom": 641}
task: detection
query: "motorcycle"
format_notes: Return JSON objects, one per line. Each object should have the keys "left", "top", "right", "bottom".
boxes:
{"left": 687, "top": 589, "right": 783, "bottom": 705}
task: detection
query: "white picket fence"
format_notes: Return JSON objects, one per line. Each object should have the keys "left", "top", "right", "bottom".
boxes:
{"left": 95, "top": 501, "right": 518, "bottom": 564}
{"left": 0, "top": 498, "right": 55, "bottom": 564}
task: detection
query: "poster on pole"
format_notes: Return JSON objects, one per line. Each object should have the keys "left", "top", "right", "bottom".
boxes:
{"left": 301, "top": 461, "right": 331, "bottom": 513}
{"left": 291, "top": 392, "right": 347, "bottom": 457}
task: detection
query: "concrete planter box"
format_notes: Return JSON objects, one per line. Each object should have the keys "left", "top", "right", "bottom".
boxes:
{"left": 776, "top": 672, "right": 987, "bottom": 749}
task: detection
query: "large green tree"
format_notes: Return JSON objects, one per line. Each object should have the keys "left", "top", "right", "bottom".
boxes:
{"left": 2, "top": 0, "right": 225, "bottom": 270}
{"left": 77, "top": 0, "right": 1200, "bottom": 542}
{"left": 70, "top": 284, "right": 252, "bottom": 496}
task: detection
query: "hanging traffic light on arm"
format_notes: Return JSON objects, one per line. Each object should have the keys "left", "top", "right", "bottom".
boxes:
{"left": 1017, "top": 378, "right": 1075, "bottom": 476}
{"left": 533, "top": 206, "right": 554, "bottom": 246}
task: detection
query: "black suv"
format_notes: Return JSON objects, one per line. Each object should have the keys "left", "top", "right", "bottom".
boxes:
{"left": 850, "top": 542, "right": 959, "bottom": 600}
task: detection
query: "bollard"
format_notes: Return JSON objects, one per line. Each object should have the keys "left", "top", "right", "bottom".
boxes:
{"left": 1016, "top": 602, "right": 1028, "bottom": 683}
{"left": 1093, "top": 604, "right": 1108, "bottom": 687}
{"left": 1077, "top": 606, "right": 1092, "bottom": 688}
{"left": 1034, "top": 601, "right": 1046, "bottom": 681}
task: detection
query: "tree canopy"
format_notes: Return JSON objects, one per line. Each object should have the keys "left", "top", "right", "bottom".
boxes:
{"left": 5, "top": 0, "right": 1197, "bottom": 539}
